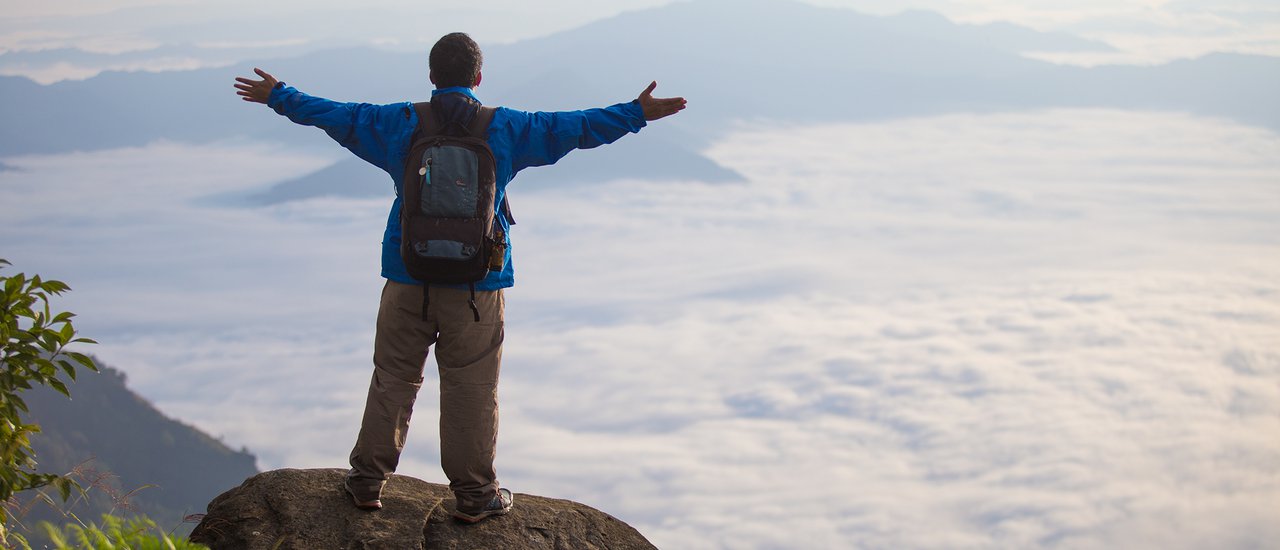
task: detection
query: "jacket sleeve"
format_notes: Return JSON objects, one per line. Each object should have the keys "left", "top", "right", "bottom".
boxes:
{"left": 494, "top": 100, "right": 647, "bottom": 175}
{"left": 267, "top": 84, "right": 413, "bottom": 174}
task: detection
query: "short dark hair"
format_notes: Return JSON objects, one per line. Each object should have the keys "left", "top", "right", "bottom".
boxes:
{"left": 429, "top": 32, "right": 483, "bottom": 88}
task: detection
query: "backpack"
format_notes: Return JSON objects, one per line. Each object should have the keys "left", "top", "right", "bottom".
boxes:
{"left": 400, "top": 95, "right": 502, "bottom": 322}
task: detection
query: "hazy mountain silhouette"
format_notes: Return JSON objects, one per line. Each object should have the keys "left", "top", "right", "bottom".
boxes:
{"left": 18, "top": 362, "right": 258, "bottom": 543}
{"left": 1, "top": 0, "right": 1275, "bottom": 197}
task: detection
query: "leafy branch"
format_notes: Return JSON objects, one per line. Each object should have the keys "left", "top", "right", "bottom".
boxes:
{"left": 0, "top": 258, "right": 98, "bottom": 530}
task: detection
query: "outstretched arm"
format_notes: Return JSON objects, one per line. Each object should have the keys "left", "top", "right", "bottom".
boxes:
{"left": 233, "top": 68, "right": 279, "bottom": 104}
{"left": 230, "top": 67, "right": 412, "bottom": 173}
{"left": 502, "top": 81, "right": 688, "bottom": 173}
{"left": 636, "top": 81, "right": 686, "bottom": 121}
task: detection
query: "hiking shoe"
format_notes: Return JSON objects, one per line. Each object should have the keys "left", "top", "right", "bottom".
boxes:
{"left": 452, "top": 488, "right": 513, "bottom": 523}
{"left": 343, "top": 478, "right": 383, "bottom": 511}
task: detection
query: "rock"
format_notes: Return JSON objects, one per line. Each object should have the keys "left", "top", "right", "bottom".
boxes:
{"left": 189, "top": 468, "right": 658, "bottom": 550}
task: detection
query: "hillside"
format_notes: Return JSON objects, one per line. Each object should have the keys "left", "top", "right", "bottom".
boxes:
{"left": 16, "top": 360, "right": 258, "bottom": 540}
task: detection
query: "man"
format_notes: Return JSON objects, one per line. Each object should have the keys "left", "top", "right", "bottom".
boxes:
{"left": 233, "top": 32, "right": 685, "bottom": 523}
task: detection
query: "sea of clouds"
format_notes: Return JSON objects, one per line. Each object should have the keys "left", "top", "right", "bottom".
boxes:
{"left": 2, "top": 108, "right": 1277, "bottom": 548}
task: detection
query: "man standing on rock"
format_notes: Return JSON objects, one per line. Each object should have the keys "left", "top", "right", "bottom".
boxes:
{"left": 233, "top": 32, "right": 686, "bottom": 523}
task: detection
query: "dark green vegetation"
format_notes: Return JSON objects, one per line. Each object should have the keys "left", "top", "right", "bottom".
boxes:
{"left": 2, "top": 259, "right": 254, "bottom": 548}
{"left": 19, "top": 363, "right": 259, "bottom": 541}
{"left": 1, "top": 259, "right": 97, "bottom": 535}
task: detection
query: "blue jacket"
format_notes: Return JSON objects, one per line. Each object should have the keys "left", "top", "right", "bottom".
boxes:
{"left": 267, "top": 84, "right": 648, "bottom": 289}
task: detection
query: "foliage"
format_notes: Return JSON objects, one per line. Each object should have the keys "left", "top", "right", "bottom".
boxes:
{"left": 0, "top": 260, "right": 207, "bottom": 549}
{"left": 0, "top": 259, "right": 97, "bottom": 540}
{"left": 39, "top": 514, "right": 209, "bottom": 550}
{"left": 5, "top": 460, "right": 207, "bottom": 550}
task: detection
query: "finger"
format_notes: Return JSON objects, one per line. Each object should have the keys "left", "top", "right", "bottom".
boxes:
{"left": 655, "top": 98, "right": 686, "bottom": 112}
{"left": 641, "top": 81, "right": 657, "bottom": 98}
{"left": 651, "top": 100, "right": 687, "bottom": 119}
{"left": 234, "top": 77, "right": 257, "bottom": 84}
{"left": 254, "top": 68, "right": 271, "bottom": 79}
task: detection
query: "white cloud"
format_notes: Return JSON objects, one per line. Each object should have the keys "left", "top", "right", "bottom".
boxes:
{"left": 0, "top": 57, "right": 227, "bottom": 84}
{"left": 2, "top": 109, "right": 1278, "bottom": 548}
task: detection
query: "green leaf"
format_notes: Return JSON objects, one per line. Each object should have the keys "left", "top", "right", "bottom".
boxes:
{"left": 57, "top": 359, "right": 78, "bottom": 380}
{"left": 60, "top": 321, "right": 75, "bottom": 342}
{"left": 52, "top": 476, "right": 75, "bottom": 501}
{"left": 72, "top": 337, "right": 98, "bottom": 345}
{"left": 4, "top": 274, "right": 22, "bottom": 295}
{"left": 42, "top": 280, "right": 70, "bottom": 294}
{"left": 41, "top": 332, "right": 62, "bottom": 352}
{"left": 35, "top": 357, "right": 57, "bottom": 377}
{"left": 67, "top": 352, "right": 97, "bottom": 370}
{"left": 48, "top": 377, "right": 70, "bottom": 398}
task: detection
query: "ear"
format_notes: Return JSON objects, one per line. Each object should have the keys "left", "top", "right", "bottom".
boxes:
{"left": 429, "top": 71, "right": 436, "bottom": 86}
{"left": 473, "top": 71, "right": 482, "bottom": 88}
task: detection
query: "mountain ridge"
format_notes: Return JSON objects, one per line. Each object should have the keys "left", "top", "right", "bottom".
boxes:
{"left": 1, "top": 0, "right": 1275, "bottom": 194}
{"left": 18, "top": 360, "right": 259, "bottom": 544}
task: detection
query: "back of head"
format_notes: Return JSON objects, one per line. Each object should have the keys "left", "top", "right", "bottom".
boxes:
{"left": 430, "top": 32, "right": 483, "bottom": 89}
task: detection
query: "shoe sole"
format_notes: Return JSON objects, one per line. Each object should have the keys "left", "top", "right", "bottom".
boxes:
{"left": 343, "top": 480, "right": 383, "bottom": 510}
{"left": 350, "top": 494, "right": 383, "bottom": 510}
{"left": 452, "top": 489, "right": 513, "bottom": 523}
{"left": 452, "top": 507, "right": 509, "bottom": 523}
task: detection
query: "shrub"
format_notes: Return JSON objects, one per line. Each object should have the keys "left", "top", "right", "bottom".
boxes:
{"left": 1, "top": 260, "right": 208, "bottom": 550}
{"left": 1, "top": 259, "right": 96, "bottom": 545}
{"left": 41, "top": 513, "right": 208, "bottom": 550}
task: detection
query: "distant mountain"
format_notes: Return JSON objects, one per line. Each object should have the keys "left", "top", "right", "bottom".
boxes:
{"left": 476, "top": 0, "right": 1278, "bottom": 133}
{"left": 17, "top": 360, "right": 258, "bottom": 542}
{"left": 250, "top": 131, "right": 742, "bottom": 204}
{"left": 1, "top": 0, "right": 1276, "bottom": 195}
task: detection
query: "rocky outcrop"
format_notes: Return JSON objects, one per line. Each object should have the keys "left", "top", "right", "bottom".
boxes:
{"left": 189, "top": 468, "right": 657, "bottom": 550}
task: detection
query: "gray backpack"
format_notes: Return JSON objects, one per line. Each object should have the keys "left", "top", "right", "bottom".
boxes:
{"left": 400, "top": 96, "right": 501, "bottom": 321}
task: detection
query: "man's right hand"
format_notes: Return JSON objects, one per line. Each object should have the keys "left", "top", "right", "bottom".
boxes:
{"left": 234, "top": 68, "right": 279, "bottom": 104}
{"left": 637, "top": 81, "right": 686, "bottom": 121}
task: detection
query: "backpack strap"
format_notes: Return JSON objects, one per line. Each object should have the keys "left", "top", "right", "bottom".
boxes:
{"left": 468, "top": 106, "right": 495, "bottom": 139}
{"left": 467, "top": 282, "right": 481, "bottom": 322}
{"left": 466, "top": 106, "right": 514, "bottom": 225}
{"left": 411, "top": 102, "right": 437, "bottom": 141}
{"left": 411, "top": 101, "right": 493, "bottom": 140}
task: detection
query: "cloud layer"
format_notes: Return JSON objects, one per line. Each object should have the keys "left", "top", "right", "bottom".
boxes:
{"left": 2, "top": 109, "right": 1277, "bottom": 548}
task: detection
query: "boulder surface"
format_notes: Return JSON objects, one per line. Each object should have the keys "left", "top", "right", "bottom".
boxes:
{"left": 189, "top": 468, "right": 658, "bottom": 550}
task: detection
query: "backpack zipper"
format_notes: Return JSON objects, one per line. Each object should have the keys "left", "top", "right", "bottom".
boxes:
{"left": 418, "top": 154, "right": 432, "bottom": 213}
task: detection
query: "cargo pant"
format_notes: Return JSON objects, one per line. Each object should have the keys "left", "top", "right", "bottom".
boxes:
{"left": 347, "top": 280, "right": 504, "bottom": 510}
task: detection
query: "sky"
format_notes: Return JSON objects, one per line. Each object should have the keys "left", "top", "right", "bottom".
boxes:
{"left": 2, "top": 1, "right": 1279, "bottom": 549}
{"left": 2, "top": 0, "right": 1280, "bottom": 82}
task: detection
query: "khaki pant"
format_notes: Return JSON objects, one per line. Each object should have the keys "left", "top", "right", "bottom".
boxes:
{"left": 347, "top": 280, "right": 504, "bottom": 509}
